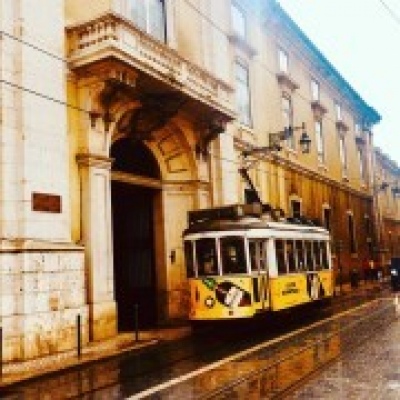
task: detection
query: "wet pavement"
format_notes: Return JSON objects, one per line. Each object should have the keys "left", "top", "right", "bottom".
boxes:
{"left": 134, "top": 292, "right": 395, "bottom": 399}
{"left": 0, "top": 281, "right": 394, "bottom": 399}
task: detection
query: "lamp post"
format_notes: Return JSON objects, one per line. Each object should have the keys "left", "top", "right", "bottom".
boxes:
{"left": 242, "top": 123, "right": 311, "bottom": 157}
{"left": 239, "top": 123, "right": 311, "bottom": 207}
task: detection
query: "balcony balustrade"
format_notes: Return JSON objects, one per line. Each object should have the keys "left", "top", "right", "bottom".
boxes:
{"left": 66, "top": 12, "right": 235, "bottom": 118}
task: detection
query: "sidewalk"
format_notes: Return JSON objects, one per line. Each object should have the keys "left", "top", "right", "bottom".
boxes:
{"left": 0, "top": 324, "right": 191, "bottom": 388}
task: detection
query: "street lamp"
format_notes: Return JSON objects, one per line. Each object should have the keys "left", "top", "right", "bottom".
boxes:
{"left": 240, "top": 123, "right": 311, "bottom": 207}
{"left": 243, "top": 122, "right": 311, "bottom": 157}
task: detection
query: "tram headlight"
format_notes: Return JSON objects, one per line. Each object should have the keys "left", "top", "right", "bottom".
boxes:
{"left": 391, "top": 269, "right": 398, "bottom": 276}
{"left": 204, "top": 296, "right": 215, "bottom": 308}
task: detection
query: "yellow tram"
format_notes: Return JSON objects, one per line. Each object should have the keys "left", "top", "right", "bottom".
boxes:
{"left": 183, "top": 204, "right": 334, "bottom": 320}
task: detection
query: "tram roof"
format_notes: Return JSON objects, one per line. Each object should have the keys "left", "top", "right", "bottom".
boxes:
{"left": 183, "top": 204, "right": 329, "bottom": 237}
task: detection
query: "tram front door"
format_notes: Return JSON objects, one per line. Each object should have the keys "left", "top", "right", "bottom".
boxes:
{"left": 249, "top": 240, "right": 269, "bottom": 311}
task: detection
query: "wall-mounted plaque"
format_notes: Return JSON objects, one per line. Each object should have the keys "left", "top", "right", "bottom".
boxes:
{"left": 32, "top": 192, "right": 62, "bottom": 213}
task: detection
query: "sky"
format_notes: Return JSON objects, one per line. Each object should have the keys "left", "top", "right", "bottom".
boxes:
{"left": 277, "top": 0, "right": 400, "bottom": 165}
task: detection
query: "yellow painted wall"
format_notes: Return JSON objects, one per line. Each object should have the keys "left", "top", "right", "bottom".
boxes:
{"left": 65, "top": 0, "right": 111, "bottom": 24}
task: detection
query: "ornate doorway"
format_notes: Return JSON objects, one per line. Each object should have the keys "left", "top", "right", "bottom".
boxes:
{"left": 111, "top": 138, "right": 161, "bottom": 330}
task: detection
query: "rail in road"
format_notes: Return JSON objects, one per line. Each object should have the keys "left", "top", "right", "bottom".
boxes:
{"left": 133, "top": 296, "right": 395, "bottom": 399}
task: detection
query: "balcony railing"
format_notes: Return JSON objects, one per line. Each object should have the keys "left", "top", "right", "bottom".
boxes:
{"left": 66, "top": 12, "right": 235, "bottom": 118}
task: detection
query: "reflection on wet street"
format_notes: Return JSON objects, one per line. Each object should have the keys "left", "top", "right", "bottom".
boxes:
{"left": 0, "top": 287, "right": 393, "bottom": 399}
{"left": 138, "top": 298, "right": 394, "bottom": 399}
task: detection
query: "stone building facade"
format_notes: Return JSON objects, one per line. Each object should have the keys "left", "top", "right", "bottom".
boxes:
{"left": 373, "top": 149, "right": 400, "bottom": 266}
{"left": 0, "top": 0, "right": 381, "bottom": 361}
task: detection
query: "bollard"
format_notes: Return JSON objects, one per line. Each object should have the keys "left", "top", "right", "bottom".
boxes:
{"left": 134, "top": 304, "right": 139, "bottom": 342}
{"left": 77, "top": 314, "right": 82, "bottom": 358}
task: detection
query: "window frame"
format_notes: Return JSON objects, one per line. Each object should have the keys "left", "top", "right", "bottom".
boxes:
{"left": 126, "top": 0, "right": 167, "bottom": 43}
{"left": 338, "top": 132, "right": 348, "bottom": 175}
{"left": 315, "top": 119, "right": 325, "bottom": 164}
{"left": 234, "top": 60, "right": 252, "bottom": 127}
{"left": 347, "top": 212, "right": 357, "bottom": 254}
{"left": 278, "top": 48, "right": 289, "bottom": 73}
{"left": 231, "top": 2, "right": 247, "bottom": 39}
{"left": 335, "top": 102, "right": 342, "bottom": 121}
{"left": 311, "top": 78, "right": 320, "bottom": 101}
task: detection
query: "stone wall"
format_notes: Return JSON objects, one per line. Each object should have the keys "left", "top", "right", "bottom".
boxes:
{"left": 1, "top": 244, "right": 87, "bottom": 361}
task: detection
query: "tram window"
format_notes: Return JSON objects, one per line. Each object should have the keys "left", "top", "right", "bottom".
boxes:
{"left": 249, "top": 241, "right": 258, "bottom": 272}
{"left": 321, "top": 241, "right": 329, "bottom": 269}
{"left": 287, "top": 240, "right": 296, "bottom": 273}
{"left": 196, "top": 238, "right": 218, "bottom": 276}
{"left": 220, "top": 236, "right": 247, "bottom": 274}
{"left": 314, "top": 241, "right": 322, "bottom": 270}
{"left": 295, "top": 240, "right": 305, "bottom": 271}
{"left": 249, "top": 241, "right": 267, "bottom": 272}
{"left": 305, "top": 241, "right": 314, "bottom": 270}
{"left": 276, "top": 239, "right": 287, "bottom": 274}
{"left": 184, "top": 241, "right": 195, "bottom": 278}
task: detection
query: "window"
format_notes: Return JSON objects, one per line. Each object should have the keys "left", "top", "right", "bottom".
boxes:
{"left": 291, "top": 199, "right": 301, "bottom": 219}
{"left": 287, "top": 240, "right": 296, "bottom": 272}
{"left": 358, "top": 147, "right": 366, "bottom": 182}
{"left": 335, "top": 102, "right": 342, "bottom": 121}
{"left": 282, "top": 96, "right": 294, "bottom": 149}
{"left": 235, "top": 61, "right": 252, "bottom": 127}
{"left": 249, "top": 241, "right": 267, "bottom": 272}
{"left": 311, "top": 79, "right": 320, "bottom": 101}
{"left": 314, "top": 241, "right": 322, "bottom": 270}
{"left": 364, "top": 215, "right": 371, "bottom": 237}
{"left": 231, "top": 3, "right": 246, "bottom": 39}
{"left": 323, "top": 207, "right": 331, "bottom": 232}
{"left": 339, "top": 134, "right": 348, "bottom": 174}
{"left": 220, "top": 236, "right": 247, "bottom": 274}
{"left": 315, "top": 120, "right": 325, "bottom": 163}
{"left": 184, "top": 241, "right": 195, "bottom": 278}
{"left": 348, "top": 214, "right": 357, "bottom": 254}
{"left": 127, "top": 0, "right": 166, "bottom": 42}
{"left": 275, "top": 239, "right": 287, "bottom": 274}
{"left": 295, "top": 240, "right": 305, "bottom": 271}
{"left": 320, "top": 242, "right": 329, "bottom": 269}
{"left": 196, "top": 238, "right": 218, "bottom": 276}
{"left": 305, "top": 241, "right": 314, "bottom": 270}
{"left": 278, "top": 49, "right": 289, "bottom": 73}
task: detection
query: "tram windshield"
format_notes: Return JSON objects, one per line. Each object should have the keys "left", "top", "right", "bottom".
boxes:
{"left": 196, "top": 238, "right": 219, "bottom": 276}
{"left": 184, "top": 241, "right": 195, "bottom": 278}
{"left": 220, "top": 236, "right": 247, "bottom": 274}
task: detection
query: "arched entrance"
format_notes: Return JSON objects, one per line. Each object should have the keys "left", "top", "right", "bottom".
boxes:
{"left": 111, "top": 138, "right": 161, "bottom": 331}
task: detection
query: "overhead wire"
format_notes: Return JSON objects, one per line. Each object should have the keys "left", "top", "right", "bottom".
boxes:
{"left": 378, "top": 0, "right": 400, "bottom": 26}
{"left": 0, "top": 4, "right": 372, "bottom": 188}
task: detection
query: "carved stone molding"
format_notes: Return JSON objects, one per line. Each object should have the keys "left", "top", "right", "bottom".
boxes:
{"left": 336, "top": 120, "right": 349, "bottom": 132}
{"left": 276, "top": 72, "right": 299, "bottom": 92}
{"left": 229, "top": 34, "right": 257, "bottom": 58}
{"left": 76, "top": 153, "right": 114, "bottom": 170}
{"left": 311, "top": 100, "right": 327, "bottom": 119}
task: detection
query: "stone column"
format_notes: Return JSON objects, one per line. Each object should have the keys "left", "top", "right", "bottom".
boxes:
{"left": 76, "top": 153, "right": 117, "bottom": 340}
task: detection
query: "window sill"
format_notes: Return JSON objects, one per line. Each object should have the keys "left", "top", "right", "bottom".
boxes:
{"left": 229, "top": 33, "right": 257, "bottom": 58}
{"left": 276, "top": 72, "right": 299, "bottom": 92}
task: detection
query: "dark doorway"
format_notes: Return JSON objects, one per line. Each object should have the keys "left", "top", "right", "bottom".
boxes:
{"left": 111, "top": 138, "right": 161, "bottom": 331}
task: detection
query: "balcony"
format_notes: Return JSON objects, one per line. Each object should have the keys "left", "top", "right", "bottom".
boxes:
{"left": 66, "top": 12, "right": 235, "bottom": 118}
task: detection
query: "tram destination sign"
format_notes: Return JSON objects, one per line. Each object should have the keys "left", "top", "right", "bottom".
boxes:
{"left": 32, "top": 192, "right": 62, "bottom": 213}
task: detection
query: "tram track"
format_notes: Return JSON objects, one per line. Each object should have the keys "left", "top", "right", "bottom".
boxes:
{"left": 135, "top": 289, "right": 393, "bottom": 399}
{"left": 2, "top": 284, "right": 389, "bottom": 399}
{"left": 196, "top": 297, "right": 395, "bottom": 399}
